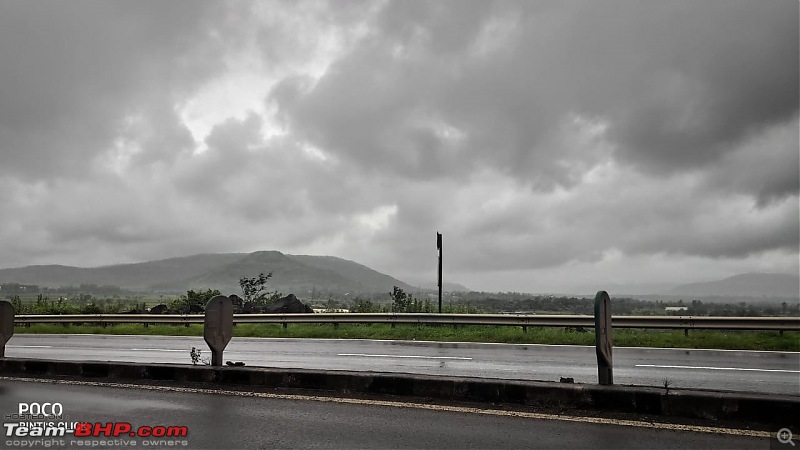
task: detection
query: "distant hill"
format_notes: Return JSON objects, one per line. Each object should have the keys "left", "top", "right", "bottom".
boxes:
{"left": 0, "top": 251, "right": 416, "bottom": 296}
{"left": 669, "top": 273, "right": 799, "bottom": 299}
{"left": 287, "top": 255, "right": 416, "bottom": 292}
{"left": 0, "top": 254, "right": 244, "bottom": 290}
{"left": 403, "top": 278, "right": 471, "bottom": 292}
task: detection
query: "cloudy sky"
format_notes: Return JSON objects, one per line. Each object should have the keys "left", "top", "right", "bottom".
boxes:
{"left": 1, "top": 0, "right": 797, "bottom": 294}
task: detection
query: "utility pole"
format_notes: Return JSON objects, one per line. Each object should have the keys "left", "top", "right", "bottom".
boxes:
{"left": 437, "top": 232, "right": 442, "bottom": 313}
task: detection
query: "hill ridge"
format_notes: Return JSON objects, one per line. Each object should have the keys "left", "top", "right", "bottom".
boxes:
{"left": 0, "top": 251, "right": 416, "bottom": 296}
{"left": 669, "top": 272, "right": 799, "bottom": 298}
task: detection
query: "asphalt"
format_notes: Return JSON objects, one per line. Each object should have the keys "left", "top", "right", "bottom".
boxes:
{"left": 0, "top": 379, "right": 780, "bottom": 449}
{"left": 5, "top": 334, "right": 800, "bottom": 396}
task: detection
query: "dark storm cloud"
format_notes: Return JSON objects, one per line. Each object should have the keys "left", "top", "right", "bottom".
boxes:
{"left": 702, "top": 117, "right": 800, "bottom": 207}
{"left": 579, "top": 1, "right": 799, "bottom": 173}
{"left": 274, "top": 0, "right": 798, "bottom": 197}
{"left": 0, "top": 0, "right": 226, "bottom": 178}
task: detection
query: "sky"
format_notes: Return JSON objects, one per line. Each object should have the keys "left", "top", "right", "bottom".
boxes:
{"left": 0, "top": 0, "right": 797, "bottom": 294}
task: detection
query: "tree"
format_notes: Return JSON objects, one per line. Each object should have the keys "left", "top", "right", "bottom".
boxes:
{"left": 168, "top": 289, "right": 220, "bottom": 313}
{"left": 351, "top": 297, "right": 377, "bottom": 313}
{"left": 239, "top": 272, "right": 281, "bottom": 306}
{"left": 390, "top": 286, "right": 410, "bottom": 312}
{"left": 186, "top": 289, "right": 221, "bottom": 312}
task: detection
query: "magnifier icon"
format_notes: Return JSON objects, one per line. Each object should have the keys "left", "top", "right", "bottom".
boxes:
{"left": 778, "top": 428, "right": 795, "bottom": 446}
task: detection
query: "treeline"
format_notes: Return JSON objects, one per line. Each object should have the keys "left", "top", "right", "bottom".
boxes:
{"left": 321, "top": 288, "right": 799, "bottom": 317}
{"left": 346, "top": 287, "right": 480, "bottom": 314}
{"left": 8, "top": 285, "right": 799, "bottom": 318}
{"left": 7, "top": 289, "right": 221, "bottom": 315}
{"left": 9, "top": 294, "right": 144, "bottom": 315}
{"left": 435, "top": 294, "right": 799, "bottom": 316}
{"left": 1, "top": 282, "right": 128, "bottom": 296}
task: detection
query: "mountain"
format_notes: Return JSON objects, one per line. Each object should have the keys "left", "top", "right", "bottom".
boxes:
{"left": 669, "top": 273, "right": 799, "bottom": 299}
{"left": 0, "top": 251, "right": 416, "bottom": 296}
{"left": 286, "top": 255, "right": 416, "bottom": 292}
{"left": 0, "top": 254, "right": 245, "bottom": 290}
{"left": 403, "top": 278, "right": 471, "bottom": 292}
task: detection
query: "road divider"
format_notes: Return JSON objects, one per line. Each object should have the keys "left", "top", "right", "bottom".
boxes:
{"left": 0, "top": 357, "right": 797, "bottom": 427}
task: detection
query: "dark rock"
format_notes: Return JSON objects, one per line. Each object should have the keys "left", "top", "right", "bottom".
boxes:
{"left": 229, "top": 295, "right": 243, "bottom": 306}
{"left": 263, "top": 294, "right": 314, "bottom": 313}
{"left": 149, "top": 304, "right": 167, "bottom": 314}
{"left": 560, "top": 377, "right": 575, "bottom": 383}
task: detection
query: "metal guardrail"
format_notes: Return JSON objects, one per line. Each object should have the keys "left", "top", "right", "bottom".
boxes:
{"left": 12, "top": 313, "right": 800, "bottom": 331}
{"left": 4, "top": 294, "right": 799, "bottom": 386}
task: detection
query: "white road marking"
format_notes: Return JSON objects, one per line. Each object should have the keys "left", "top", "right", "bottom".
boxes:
{"left": 338, "top": 353, "right": 472, "bottom": 360}
{"left": 636, "top": 364, "right": 800, "bottom": 373}
{"left": 7, "top": 345, "right": 52, "bottom": 348}
{"left": 8, "top": 345, "right": 185, "bottom": 352}
{"left": 129, "top": 348, "right": 186, "bottom": 352}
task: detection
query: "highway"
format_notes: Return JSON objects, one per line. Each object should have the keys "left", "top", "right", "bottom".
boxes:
{"left": 5, "top": 334, "right": 800, "bottom": 396}
{"left": 0, "top": 379, "right": 775, "bottom": 449}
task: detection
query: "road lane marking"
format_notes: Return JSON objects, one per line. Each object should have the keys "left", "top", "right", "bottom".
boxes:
{"left": 338, "top": 353, "right": 472, "bottom": 360}
{"left": 636, "top": 364, "right": 800, "bottom": 373}
{"left": 130, "top": 348, "right": 187, "bottom": 352}
{"left": 8, "top": 345, "right": 186, "bottom": 352}
{"left": 0, "top": 377, "right": 773, "bottom": 439}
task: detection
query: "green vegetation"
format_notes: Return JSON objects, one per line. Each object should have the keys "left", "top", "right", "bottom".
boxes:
{"left": 238, "top": 272, "right": 282, "bottom": 305}
{"left": 189, "top": 346, "right": 209, "bottom": 365}
{"left": 12, "top": 323, "right": 799, "bottom": 352}
{"left": 168, "top": 289, "right": 220, "bottom": 313}
{"left": 348, "top": 287, "right": 481, "bottom": 314}
{"left": 9, "top": 293, "right": 150, "bottom": 315}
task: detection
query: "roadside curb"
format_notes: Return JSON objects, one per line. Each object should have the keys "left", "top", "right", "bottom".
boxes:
{"left": 2, "top": 358, "right": 796, "bottom": 425}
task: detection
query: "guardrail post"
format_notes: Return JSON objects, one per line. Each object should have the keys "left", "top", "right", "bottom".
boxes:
{"left": 204, "top": 295, "right": 233, "bottom": 366}
{"left": 437, "top": 231, "right": 443, "bottom": 314}
{"left": 0, "top": 300, "right": 14, "bottom": 358}
{"left": 594, "top": 291, "right": 613, "bottom": 385}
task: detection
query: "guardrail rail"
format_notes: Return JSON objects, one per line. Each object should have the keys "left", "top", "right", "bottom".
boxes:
{"left": 12, "top": 313, "right": 800, "bottom": 331}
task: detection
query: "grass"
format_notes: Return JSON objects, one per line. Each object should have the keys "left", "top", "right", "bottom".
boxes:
{"left": 12, "top": 323, "right": 800, "bottom": 351}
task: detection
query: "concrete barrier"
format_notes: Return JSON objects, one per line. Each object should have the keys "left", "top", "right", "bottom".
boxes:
{"left": 1, "top": 357, "right": 796, "bottom": 426}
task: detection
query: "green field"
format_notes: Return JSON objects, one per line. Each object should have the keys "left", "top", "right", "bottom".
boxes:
{"left": 13, "top": 323, "right": 799, "bottom": 352}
